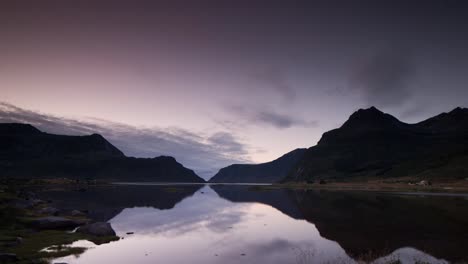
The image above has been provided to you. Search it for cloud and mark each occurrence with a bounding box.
[349,47,415,108]
[225,105,318,129]
[0,102,251,179]
[249,67,296,101]
[208,132,247,155]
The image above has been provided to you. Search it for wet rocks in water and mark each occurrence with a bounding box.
[77,222,116,237]
[31,216,87,230]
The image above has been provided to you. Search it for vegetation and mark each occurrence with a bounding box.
[0,183,118,263]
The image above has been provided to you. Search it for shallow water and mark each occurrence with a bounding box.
[43,184,468,264]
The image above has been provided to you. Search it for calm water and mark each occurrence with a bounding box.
[39,184,468,264]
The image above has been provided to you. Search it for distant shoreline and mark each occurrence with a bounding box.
[112,182,273,186]
[3,178,468,195]
[257,180,468,194]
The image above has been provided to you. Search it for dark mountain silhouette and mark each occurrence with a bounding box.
[209,148,306,183]
[0,123,204,182]
[285,106,468,182]
[0,123,124,159]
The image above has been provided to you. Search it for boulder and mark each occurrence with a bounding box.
[31,217,87,230]
[77,222,116,237]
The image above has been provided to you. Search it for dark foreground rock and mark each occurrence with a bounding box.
[77,222,116,237]
[30,217,87,230]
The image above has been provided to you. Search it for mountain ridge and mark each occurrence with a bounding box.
[0,123,205,182]
[209,148,306,183]
[285,106,468,182]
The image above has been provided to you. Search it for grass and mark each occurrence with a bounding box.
[0,185,119,263]
[5,230,118,262]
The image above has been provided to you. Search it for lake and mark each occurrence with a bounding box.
[38,184,468,264]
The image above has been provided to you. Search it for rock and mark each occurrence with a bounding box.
[77,222,116,237]
[0,253,18,262]
[126,232,134,235]
[38,207,60,216]
[416,180,429,186]
[71,210,86,217]
[31,217,87,230]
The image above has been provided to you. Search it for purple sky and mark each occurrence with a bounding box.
[1,1,468,179]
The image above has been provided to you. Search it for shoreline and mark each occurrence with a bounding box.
[0,182,119,263]
[256,180,468,194]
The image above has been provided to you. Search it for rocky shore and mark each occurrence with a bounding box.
[0,183,119,263]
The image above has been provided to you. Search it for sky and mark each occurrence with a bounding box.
[1,1,468,179]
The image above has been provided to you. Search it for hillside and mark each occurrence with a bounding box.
[0,123,204,182]
[285,107,468,182]
[209,148,306,183]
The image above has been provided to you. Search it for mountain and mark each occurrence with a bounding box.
[209,148,306,183]
[0,123,124,160]
[0,123,205,182]
[285,107,468,182]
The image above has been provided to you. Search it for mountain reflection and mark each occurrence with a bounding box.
[212,185,468,263]
[52,185,466,264]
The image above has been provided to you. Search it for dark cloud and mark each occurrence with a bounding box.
[0,102,250,179]
[226,105,318,129]
[208,132,247,155]
[350,48,416,108]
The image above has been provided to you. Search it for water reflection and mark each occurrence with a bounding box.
[51,185,468,264]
